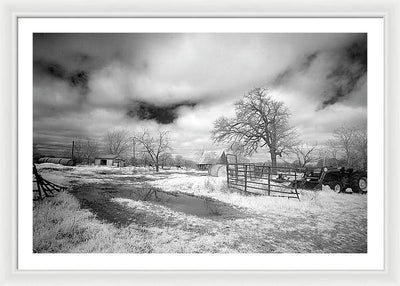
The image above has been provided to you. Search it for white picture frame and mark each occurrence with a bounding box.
[1,0,399,285]
[17,16,384,271]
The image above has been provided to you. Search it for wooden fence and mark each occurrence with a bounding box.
[226,162,301,200]
[33,164,66,200]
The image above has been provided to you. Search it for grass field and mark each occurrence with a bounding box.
[33,164,367,253]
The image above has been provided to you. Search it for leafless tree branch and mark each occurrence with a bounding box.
[211,87,297,167]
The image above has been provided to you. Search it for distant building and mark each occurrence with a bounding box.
[94,154,125,167]
[197,150,228,170]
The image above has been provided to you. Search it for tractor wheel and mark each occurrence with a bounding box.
[351,175,368,193]
[330,181,344,193]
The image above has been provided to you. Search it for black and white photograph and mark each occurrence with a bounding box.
[32,32,368,254]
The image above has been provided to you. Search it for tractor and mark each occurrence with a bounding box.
[294,167,368,193]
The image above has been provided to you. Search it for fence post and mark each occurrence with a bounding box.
[267,166,271,196]
[226,163,230,188]
[33,164,43,200]
[294,170,300,200]
[244,165,248,193]
[235,164,238,183]
[249,165,252,180]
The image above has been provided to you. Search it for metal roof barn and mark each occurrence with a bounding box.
[94,154,125,167]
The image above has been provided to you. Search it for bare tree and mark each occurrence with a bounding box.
[72,141,84,163]
[228,142,246,156]
[134,130,170,172]
[316,139,342,167]
[212,88,297,168]
[138,151,152,167]
[333,125,367,170]
[354,126,367,170]
[174,155,184,166]
[334,125,356,166]
[227,142,249,163]
[105,129,130,156]
[290,143,318,168]
[326,139,340,161]
[72,139,99,164]
[159,152,173,169]
[82,139,99,164]
[195,147,205,161]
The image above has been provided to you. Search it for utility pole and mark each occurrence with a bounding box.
[71,141,75,161]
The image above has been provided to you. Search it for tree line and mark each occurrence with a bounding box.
[33,129,197,172]
[33,87,367,171]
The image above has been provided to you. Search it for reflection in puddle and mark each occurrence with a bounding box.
[70,184,246,227]
[119,187,225,217]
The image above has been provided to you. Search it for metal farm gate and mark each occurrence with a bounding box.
[226,157,301,200]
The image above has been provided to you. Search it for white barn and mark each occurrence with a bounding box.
[197,150,228,170]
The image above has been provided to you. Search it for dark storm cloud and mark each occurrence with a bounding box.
[70,71,90,95]
[126,101,197,124]
[319,34,367,109]
[34,59,90,95]
[33,33,182,121]
[44,62,66,79]
[301,53,319,70]
[271,52,319,87]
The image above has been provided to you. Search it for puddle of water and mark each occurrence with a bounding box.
[115,185,233,218]
[70,183,246,227]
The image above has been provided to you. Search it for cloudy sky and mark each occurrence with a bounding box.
[33,33,367,161]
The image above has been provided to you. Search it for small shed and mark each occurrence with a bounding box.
[197,150,227,170]
[94,154,125,167]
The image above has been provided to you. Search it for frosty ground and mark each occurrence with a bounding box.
[33,163,367,253]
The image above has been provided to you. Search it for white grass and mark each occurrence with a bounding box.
[148,174,332,217]
[33,165,367,253]
[33,192,253,253]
